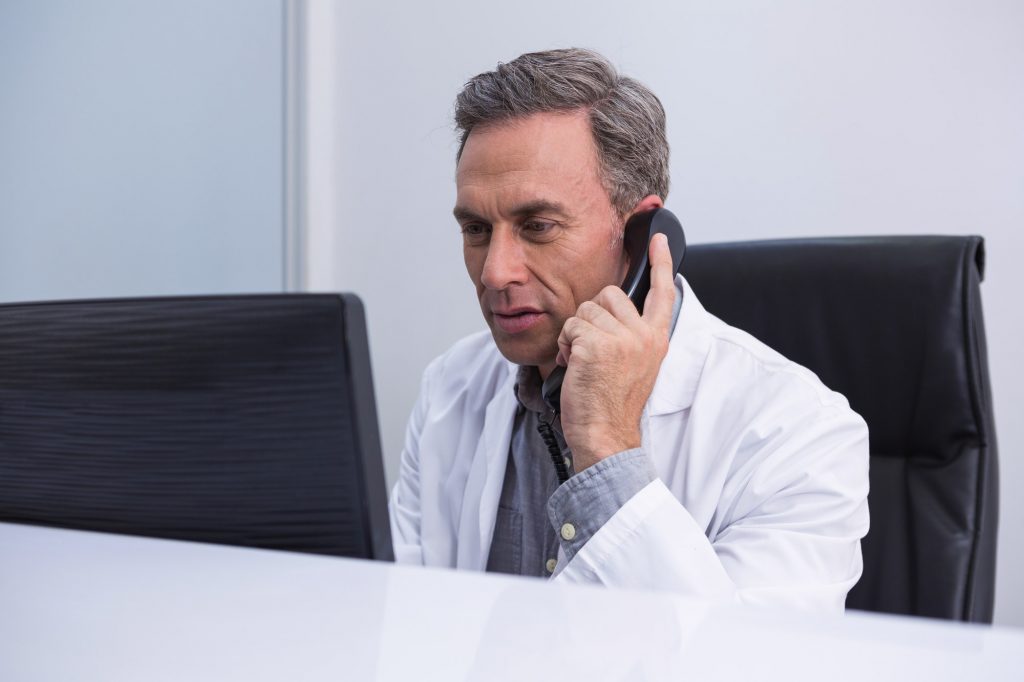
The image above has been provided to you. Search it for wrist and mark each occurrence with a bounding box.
[570,427,641,471]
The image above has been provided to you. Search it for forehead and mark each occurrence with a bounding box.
[455,112,606,211]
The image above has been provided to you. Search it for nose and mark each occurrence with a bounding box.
[480,229,528,290]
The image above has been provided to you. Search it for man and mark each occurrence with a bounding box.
[390,48,869,613]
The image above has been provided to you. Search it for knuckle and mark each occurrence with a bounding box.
[564,316,585,336]
[599,285,623,303]
[637,325,666,353]
[577,300,600,318]
[653,331,669,355]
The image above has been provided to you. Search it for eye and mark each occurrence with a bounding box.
[460,222,491,244]
[521,220,557,240]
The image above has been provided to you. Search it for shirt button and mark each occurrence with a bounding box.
[560,523,576,541]
[545,558,557,574]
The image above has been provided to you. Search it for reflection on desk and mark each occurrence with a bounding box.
[0,522,1020,681]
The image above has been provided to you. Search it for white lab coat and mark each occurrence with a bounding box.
[390,275,870,613]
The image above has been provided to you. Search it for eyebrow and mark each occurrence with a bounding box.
[452,205,485,223]
[452,199,571,223]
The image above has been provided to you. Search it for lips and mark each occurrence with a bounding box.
[492,308,545,334]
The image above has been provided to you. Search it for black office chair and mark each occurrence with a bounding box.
[685,236,998,622]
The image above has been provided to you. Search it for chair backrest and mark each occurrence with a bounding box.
[685,236,998,622]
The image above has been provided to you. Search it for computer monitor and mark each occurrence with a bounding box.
[0,293,393,561]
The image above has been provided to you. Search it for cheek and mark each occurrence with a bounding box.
[463,247,484,289]
[569,243,624,302]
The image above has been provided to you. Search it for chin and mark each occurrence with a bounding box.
[488,328,554,368]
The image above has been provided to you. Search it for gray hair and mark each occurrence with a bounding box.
[454,48,670,217]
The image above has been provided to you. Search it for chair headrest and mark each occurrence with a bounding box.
[685,236,989,461]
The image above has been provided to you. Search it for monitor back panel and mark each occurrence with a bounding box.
[0,294,391,560]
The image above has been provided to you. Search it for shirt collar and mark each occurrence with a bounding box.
[513,365,549,415]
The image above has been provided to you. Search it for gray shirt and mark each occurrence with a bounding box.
[484,366,656,577]
[485,283,683,577]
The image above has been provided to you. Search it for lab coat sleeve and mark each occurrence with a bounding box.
[552,404,870,614]
[388,358,435,565]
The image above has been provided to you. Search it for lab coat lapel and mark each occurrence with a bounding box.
[455,366,517,570]
[647,275,713,417]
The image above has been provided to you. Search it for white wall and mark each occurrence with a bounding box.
[303,0,1024,625]
[0,0,286,302]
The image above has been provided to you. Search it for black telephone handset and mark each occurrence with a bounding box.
[540,207,687,415]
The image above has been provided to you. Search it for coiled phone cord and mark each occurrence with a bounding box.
[537,416,570,485]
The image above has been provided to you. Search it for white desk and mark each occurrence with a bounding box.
[1,522,1020,681]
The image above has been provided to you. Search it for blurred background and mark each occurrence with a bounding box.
[2,0,1021,625]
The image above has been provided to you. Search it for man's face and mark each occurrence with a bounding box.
[455,111,628,375]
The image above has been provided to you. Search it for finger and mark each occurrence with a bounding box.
[556,316,596,367]
[642,233,676,332]
[575,299,625,335]
[592,284,643,329]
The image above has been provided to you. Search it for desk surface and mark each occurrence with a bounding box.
[1,522,1021,681]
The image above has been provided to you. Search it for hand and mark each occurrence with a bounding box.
[555,233,676,471]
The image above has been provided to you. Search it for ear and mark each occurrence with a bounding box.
[616,194,666,278]
[627,194,664,217]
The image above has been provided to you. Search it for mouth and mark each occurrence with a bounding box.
[491,308,545,334]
